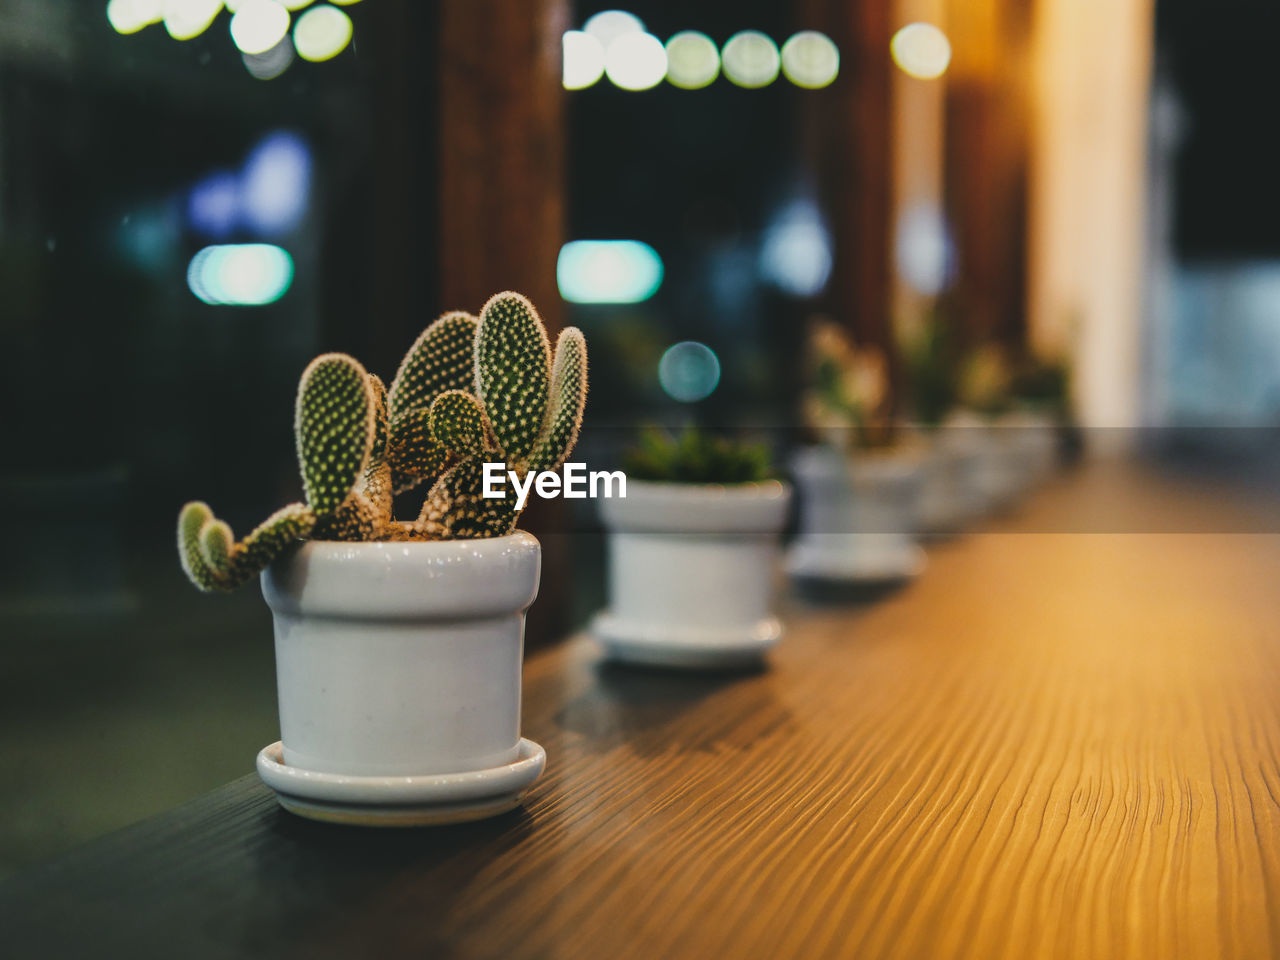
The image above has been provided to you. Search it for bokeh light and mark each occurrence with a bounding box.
[243,35,295,80]
[162,0,223,41]
[557,240,663,304]
[230,0,291,56]
[107,0,163,34]
[187,171,240,238]
[240,131,311,234]
[563,31,606,90]
[895,203,954,295]
[664,31,719,90]
[658,342,721,403]
[890,23,951,79]
[721,31,780,89]
[292,4,353,62]
[761,198,832,297]
[781,31,839,89]
[605,32,667,91]
[583,10,644,50]
[187,244,294,306]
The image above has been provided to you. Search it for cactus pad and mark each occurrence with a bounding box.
[530,327,588,473]
[295,353,376,517]
[389,311,478,420]
[475,292,551,463]
[429,389,488,457]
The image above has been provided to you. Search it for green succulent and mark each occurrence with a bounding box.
[621,425,773,485]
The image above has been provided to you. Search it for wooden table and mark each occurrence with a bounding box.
[4,462,1280,959]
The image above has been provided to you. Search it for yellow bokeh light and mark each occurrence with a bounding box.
[665,31,719,90]
[162,0,223,41]
[107,0,163,34]
[890,23,951,80]
[781,31,839,89]
[292,4,353,62]
[721,31,780,89]
[563,31,606,90]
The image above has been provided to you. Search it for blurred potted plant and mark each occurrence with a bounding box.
[899,309,983,537]
[177,292,587,825]
[786,319,926,585]
[593,426,791,669]
[1008,354,1072,479]
[951,341,1028,512]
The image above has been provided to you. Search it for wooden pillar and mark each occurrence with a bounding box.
[437,0,567,331]
[437,0,570,646]
[799,0,895,362]
[942,0,1032,349]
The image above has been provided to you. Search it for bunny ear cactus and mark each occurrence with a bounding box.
[176,291,587,592]
[178,353,380,591]
[387,312,478,494]
[419,292,588,540]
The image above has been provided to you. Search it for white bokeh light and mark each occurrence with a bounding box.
[891,23,951,80]
[107,0,163,34]
[895,203,954,295]
[665,31,719,90]
[761,198,833,297]
[583,10,644,50]
[230,0,291,56]
[721,31,780,89]
[781,31,839,89]
[563,31,606,89]
[162,0,223,41]
[604,32,667,91]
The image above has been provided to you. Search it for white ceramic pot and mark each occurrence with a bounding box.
[916,438,983,537]
[593,480,792,669]
[255,532,546,825]
[785,446,926,584]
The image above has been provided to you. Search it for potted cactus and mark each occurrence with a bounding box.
[177,292,587,825]
[593,426,791,669]
[786,319,926,586]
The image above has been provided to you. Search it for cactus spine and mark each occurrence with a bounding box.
[177,292,588,593]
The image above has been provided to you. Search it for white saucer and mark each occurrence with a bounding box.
[255,738,546,827]
[592,613,781,669]
[785,541,926,586]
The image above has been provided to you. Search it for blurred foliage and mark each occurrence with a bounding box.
[801,318,893,448]
[621,425,773,484]
[1010,356,1071,414]
[900,308,959,428]
[957,342,1013,417]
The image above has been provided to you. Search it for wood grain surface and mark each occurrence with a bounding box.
[4,463,1280,959]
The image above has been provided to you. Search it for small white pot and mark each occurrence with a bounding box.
[786,446,926,584]
[593,480,791,668]
[916,437,983,536]
[256,532,546,825]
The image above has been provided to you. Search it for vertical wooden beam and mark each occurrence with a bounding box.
[942,0,1032,348]
[437,0,567,330]
[437,0,570,646]
[800,0,895,361]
